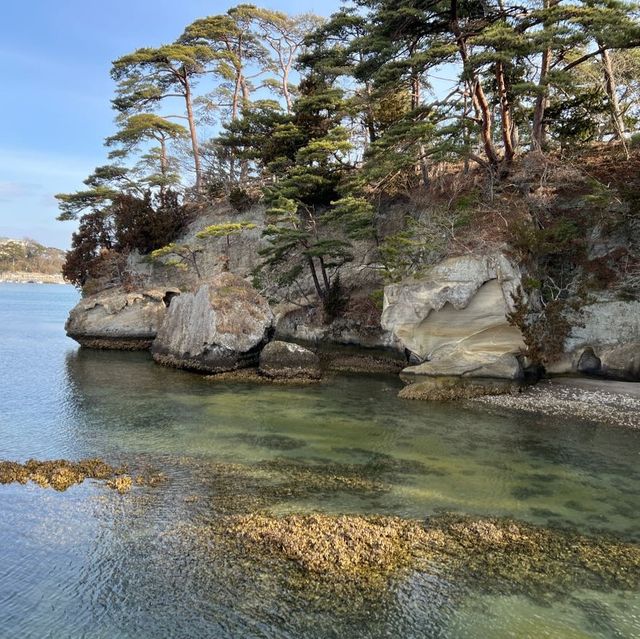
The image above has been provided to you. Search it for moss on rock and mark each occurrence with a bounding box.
[0,458,161,493]
[399,376,519,401]
[220,512,640,594]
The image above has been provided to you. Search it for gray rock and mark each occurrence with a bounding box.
[565,300,640,353]
[259,341,321,379]
[398,376,518,401]
[577,348,602,375]
[402,352,523,381]
[152,272,273,373]
[599,343,640,381]
[66,287,179,350]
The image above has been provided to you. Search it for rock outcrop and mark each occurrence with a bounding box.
[152,272,273,373]
[66,287,178,349]
[548,299,640,381]
[259,341,321,380]
[381,254,525,386]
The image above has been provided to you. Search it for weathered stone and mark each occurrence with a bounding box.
[66,287,179,350]
[402,352,523,380]
[565,300,640,353]
[599,343,640,381]
[152,272,273,373]
[577,347,602,375]
[398,376,518,401]
[381,254,524,372]
[259,341,321,379]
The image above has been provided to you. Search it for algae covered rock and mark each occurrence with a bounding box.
[0,458,127,491]
[152,272,274,373]
[259,341,321,380]
[398,376,518,401]
[221,512,640,595]
[66,287,179,350]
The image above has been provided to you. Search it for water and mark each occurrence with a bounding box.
[0,282,639,638]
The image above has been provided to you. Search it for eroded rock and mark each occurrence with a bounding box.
[66,287,179,350]
[381,255,525,388]
[398,376,519,401]
[402,352,523,381]
[152,272,273,373]
[259,341,321,380]
[382,254,524,362]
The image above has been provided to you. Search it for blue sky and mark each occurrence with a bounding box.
[0,1,343,248]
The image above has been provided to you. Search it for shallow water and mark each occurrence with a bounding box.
[1,282,639,638]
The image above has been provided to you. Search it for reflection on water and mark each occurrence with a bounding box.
[1,283,639,638]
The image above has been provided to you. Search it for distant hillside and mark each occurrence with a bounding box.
[0,238,66,282]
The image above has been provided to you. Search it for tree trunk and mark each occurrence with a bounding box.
[283,62,293,113]
[318,256,330,291]
[307,255,325,300]
[532,0,557,151]
[159,137,168,199]
[600,44,628,157]
[183,75,202,192]
[495,60,516,164]
[450,9,499,167]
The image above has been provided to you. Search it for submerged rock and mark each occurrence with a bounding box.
[66,287,179,350]
[398,376,519,401]
[258,341,321,380]
[221,512,640,594]
[152,272,273,373]
[0,458,127,491]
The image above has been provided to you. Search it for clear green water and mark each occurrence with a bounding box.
[1,283,639,638]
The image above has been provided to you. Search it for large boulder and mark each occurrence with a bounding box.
[381,254,525,381]
[152,272,273,373]
[66,287,179,350]
[259,341,321,380]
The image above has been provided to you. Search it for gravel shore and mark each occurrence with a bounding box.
[472,378,640,429]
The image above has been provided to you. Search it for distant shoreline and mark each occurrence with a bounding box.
[0,271,67,285]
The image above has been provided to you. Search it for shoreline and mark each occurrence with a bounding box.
[473,377,640,429]
[0,271,66,285]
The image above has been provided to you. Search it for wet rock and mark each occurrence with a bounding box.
[66,287,180,350]
[221,512,640,594]
[106,475,133,494]
[398,376,519,401]
[259,341,321,380]
[152,272,273,373]
[0,458,127,491]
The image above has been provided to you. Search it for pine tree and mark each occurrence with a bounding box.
[111,44,214,191]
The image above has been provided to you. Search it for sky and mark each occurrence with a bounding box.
[0,0,343,248]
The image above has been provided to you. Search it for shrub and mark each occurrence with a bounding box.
[112,191,191,254]
[229,186,258,212]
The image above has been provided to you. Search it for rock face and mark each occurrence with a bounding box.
[66,287,178,349]
[152,272,273,373]
[381,254,525,382]
[549,299,640,381]
[259,341,321,380]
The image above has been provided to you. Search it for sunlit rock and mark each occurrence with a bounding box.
[66,287,179,350]
[152,272,273,373]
